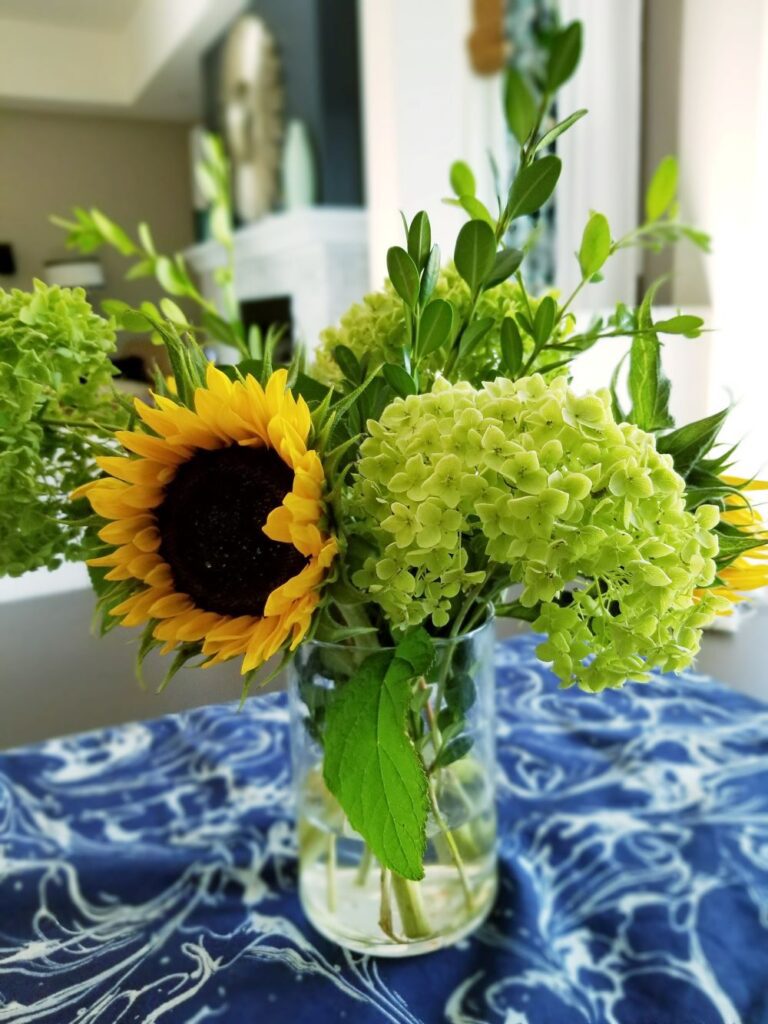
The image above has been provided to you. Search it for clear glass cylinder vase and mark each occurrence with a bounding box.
[287,617,498,957]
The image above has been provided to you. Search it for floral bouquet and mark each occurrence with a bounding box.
[3,21,767,955]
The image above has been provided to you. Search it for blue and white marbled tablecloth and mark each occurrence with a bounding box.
[1,633,767,1024]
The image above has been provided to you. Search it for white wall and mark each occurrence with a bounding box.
[358,0,507,288]
[674,0,768,475]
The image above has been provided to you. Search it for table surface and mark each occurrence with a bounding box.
[1,634,767,1024]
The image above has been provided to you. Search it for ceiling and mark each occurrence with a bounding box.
[0,0,141,32]
[0,0,248,120]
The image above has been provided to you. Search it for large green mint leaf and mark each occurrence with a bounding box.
[323,632,434,880]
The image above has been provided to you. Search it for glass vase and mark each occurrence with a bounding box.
[287,618,497,956]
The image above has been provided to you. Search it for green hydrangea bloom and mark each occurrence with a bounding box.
[314,264,570,387]
[0,281,125,576]
[347,374,729,690]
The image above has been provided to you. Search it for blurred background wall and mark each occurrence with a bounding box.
[0,109,193,305]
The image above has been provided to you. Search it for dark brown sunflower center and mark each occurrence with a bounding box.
[156,445,307,618]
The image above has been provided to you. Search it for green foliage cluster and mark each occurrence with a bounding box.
[349,374,729,690]
[314,265,571,389]
[0,281,126,575]
[52,135,247,357]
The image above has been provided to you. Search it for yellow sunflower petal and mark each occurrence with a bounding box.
[115,431,191,465]
[96,456,175,487]
[144,563,174,589]
[150,593,195,618]
[262,505,294,544]
[98,516,154,545]
[265,368,289,419]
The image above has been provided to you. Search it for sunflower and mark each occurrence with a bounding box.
[708,476,768,609]
[73,365,337,674]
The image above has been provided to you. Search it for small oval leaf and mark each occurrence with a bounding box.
[459,195,495,227]
[419,244,441,305]
[533,296,557,344]
[458,316,495,358]
[383,363,417,397]
[501,316,523,375]
[454,220,497,291]
[654,314,704,336]
[546,21,582,91]
[506,156,562,222]
[407,211,431,270]
[386,246,420,307]
[505,68,538,146]
[485,248,524,289]
[646,155,678,221]
[334,344,362,382]
[578,212,611,280]
[449,160,476,198]
[418,299,454,357]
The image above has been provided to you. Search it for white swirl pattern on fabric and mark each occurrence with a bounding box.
[0,635,766,1024]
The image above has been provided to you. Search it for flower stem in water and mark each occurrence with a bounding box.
[356,843,374,886]
[391,874,431,938]
[326,833,337,913]
[427,778,475,913]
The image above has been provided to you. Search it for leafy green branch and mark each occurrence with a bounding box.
[51,133,247,357]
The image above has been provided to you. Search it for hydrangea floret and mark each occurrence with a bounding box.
[349,374,729,690]
[0,281,126,575]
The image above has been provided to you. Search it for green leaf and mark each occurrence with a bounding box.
[395,626,435,676]
[714,529,768,569]
[90,209,136,256]
[124,259,155,281]
[154,256,189,297]
[417,299,454,357]
[500,316,523,375]
[458,316,494,358]
[334,344,362,383]
[680,225,711,252]
[458,196,495,227]
[546,21,583,91]
[434,735,473,769]
[449,160,476,198]
[533,296,557,344]
[323,648,430,879]
[485,248,524,289]
[445,671,476,714]
[386,246,420,308]
[159,298,189,326]
[407,211,431,270]
[535,108,588,154]
[506,156,562,222]
[654,314,704,336]
[383,363,417,397]
[419,244,441,305]
[101,299,150,333]
[454,220,496,291]
[505,68,538,145]
[138,222,156,255]
[656,407,729,477]
[578,212,611,280]
[628,281,673,431]
[646,155,678,221]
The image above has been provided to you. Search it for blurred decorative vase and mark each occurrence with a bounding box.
[282,120,317,209]
[220,14,283,222]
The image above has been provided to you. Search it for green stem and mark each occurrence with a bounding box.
[426,778,475,913]
[326,834,337,913]
[379,867,397,942]
[356,844,374,886]
[391,874,431,939]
